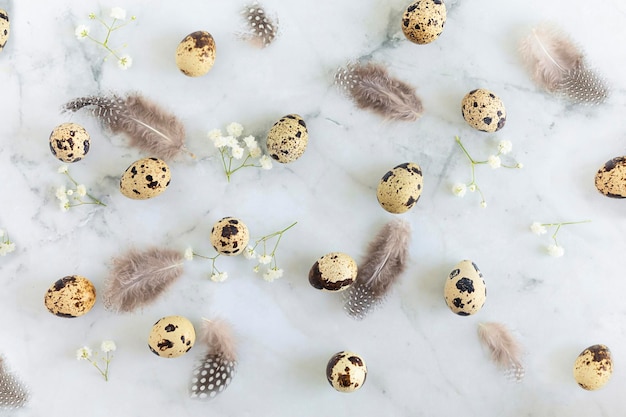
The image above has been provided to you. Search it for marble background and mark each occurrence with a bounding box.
[1,0,625,415]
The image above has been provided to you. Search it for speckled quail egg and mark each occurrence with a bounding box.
[266,114,308,163]
[444,260,486,316]
[326,351,367,393]
[377,162,423,214]
[0,9,9,52]
[148,315,196,358]
[595,156,626,198]
[461,89,507,132]
[308,252,357,292]
[210,217,250,256]
[119,157,171,200]
[573,344,613,390]
[49,123,91,163]
[401,0,447,45]
[176,31,216,77]
[44,275,96,318]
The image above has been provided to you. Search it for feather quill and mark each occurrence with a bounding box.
[0,356,29,409]
[519,24,608,105]
[241,2,278,48]
[190,318,237,400]
[103,247,185,313]
[335,62,423,121]
[63,93,188,161]
[477,322,525,381]
[344,219,411,319]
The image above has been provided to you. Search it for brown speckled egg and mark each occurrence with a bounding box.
[0,9,9,52]
[49,123,91,163]
[595,156,626,198]
[119,157,171,200]
[461,89,507,132]
[148,315,196,358]
[309,252,357,292]
[573,344,612,390]
[266,114,308,163]
[377,162,423,214]
[401,0,447,45]
[44,275,96,318]
[326,351,367,393]
[210,217,250,256]
[176,31,216,77]
[444,260,486,316]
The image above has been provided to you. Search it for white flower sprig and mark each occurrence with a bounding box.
[76,340,116,381]
[451,136,523,208]
[75,7,136,70]
[209,122,273,182]
[55,165,106,211]
[184,247,228,282]
[530,220,591,257]
[0,229,16,256]
[244,221,297,282]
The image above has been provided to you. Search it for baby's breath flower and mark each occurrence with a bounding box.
[56,166,106,211]
[451,183,467,197]
[243,135,258,149]
[546,244,565,257]
[224,136,238,148]
[243,246,257,260]
[0,242,16,256]
[212,135,228,148]
[231,145,245,160]
[60,201,70,212]
[226,122,244,138]
[468,184,477,192]
[516,162,524,169]
[253,265,260,273]
[249,147,262,158]
[258,254,272,265]
[530,222,548,235]
[76,184,87,197]
[110,7,127,20]
[117,54,132,70]
[88,12,96,19]
[487,155,501,169]
[56,186,68,201]
[260,155,273,170]
[100,340,117,353]
[58,165,69,174]
[498,140,513,155]
[0,229,4,237]
[76,346,92,360]
[184,247,194,261]
[208,129,223,141]
[480,200,487,208]
[263,268,283,282]
[210,271,228,282]
[66,189,74,196]
[75,25,90,39]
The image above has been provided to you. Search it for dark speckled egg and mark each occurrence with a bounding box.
[266,114,308,163]
[148,315,196,358]
[444,260,486,316]
[461,89,507,132]
[326,351,367,393]
[176,31,216,77]
[309,252,357,292]
[119,157,171,200]
[44,275,96,318]
[401,0,447,45]
[0,9,10,52]
[573,344,612,390]
[49,123,91,163]
[377,162,423,214]
[595,156,626,198]
[210,217,250,256]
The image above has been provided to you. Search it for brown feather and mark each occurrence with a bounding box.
[190,318,237,400]
[0,356,29,409]
[241,2,278,48]
[103,247,185,313]
[335,62,423,121]
[344,219,411,319]
[519,23,608,104]
[64,93,188,160]
[477,322,525,381]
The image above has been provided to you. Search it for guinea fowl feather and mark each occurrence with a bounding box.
[519,23,608,105]
[344,219,411,319]
[0,356,29,409]
[103,247,185,313]
[64,93,187,160]
[477,322,525,381]
[335,62,423,121]
[190,319,237,400]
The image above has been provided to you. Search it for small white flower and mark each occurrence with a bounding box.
[56,186,68,201]
[516,162,524,169]
[210,271,228,282]
[0,229,4,238]
[0,242,16,256]
[530,222,548,235]
[66,189,74,196]
[117,54,132,70]
[101,340,117,353]
[183,247,194,261]
[75,25,90,39]
[208,129,223,141]
[226,122,244,138]
[468,184,477,192]
[76,346,92,360]
[451,183,467,197]
[480,200,487,208]
[60,201,70,212]
[498,140,513,155]
[243,246,257,260]
[224,136,238,148]
[547,244,565,257]
[487,155,501,169]
[262,268,283,282]
[231,145,245,160]
[57,165,69,174]
[249,147,262,158]
[76,184,87,197]
[258,254,272,265]
[243,135,258,150]
[259,155,273,170]
[110,7,127,20]
[212,135,228,148]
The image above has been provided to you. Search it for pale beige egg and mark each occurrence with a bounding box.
[266,114,308,163]
[49,122,91,163]
[44,275,96,318]
[119,157,171,200]
[176,31,216,77]
[0,9,10,52]
[401,0,447,45]
[444,260,486,316]
[148,315,196,358]
[573,344,613,390]
[376,162,423,214]
[461,89,507,132]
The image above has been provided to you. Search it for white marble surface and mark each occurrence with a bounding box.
[1,0,626,415]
